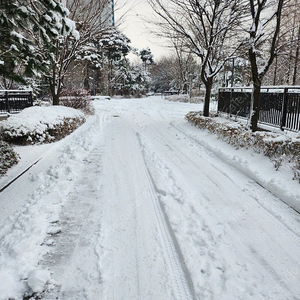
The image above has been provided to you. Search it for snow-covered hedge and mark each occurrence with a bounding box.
[0,106,86,145]
[59,88,95,115]
[0,141,19,175]
[166,94,203,103]
[186,111,300,182]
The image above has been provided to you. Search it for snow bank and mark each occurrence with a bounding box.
[27,269,51,293]
[0,106,85,145]
[0,115,100,299]
[185,111,300,212]
[0,190,61,299]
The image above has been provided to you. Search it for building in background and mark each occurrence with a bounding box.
[100,0,115,27]
[60,0,114,28]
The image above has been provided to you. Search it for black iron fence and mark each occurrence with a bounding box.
[0,90,33,114]
[218,87,300,131]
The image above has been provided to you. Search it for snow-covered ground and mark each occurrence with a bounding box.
[0,96,300,300]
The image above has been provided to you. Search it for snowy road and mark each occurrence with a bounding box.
[1,97,300,300]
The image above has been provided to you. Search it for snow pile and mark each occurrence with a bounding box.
[0,115,100,299]
[27,269,51,294]
[0,141,19,175]
[0,191,61,299]
[0,106,85,145]
[186,111,300,182]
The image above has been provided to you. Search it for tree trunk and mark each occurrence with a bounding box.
[52,93,60,106]
[203,78,212,117]
[49,80,61,106]
[273,55,278,86]
[250,81,261,132]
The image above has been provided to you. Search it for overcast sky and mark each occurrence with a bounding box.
[116,0,171,61]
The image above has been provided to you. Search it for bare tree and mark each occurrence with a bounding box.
[262,0,300,86]
[293,24,300,85]
[147,0,247,116]
[248,0,285,131]
[171,38,199,95]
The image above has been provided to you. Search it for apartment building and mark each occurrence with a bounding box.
[60,0,114,28]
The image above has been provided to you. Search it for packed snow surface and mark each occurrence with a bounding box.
[0,96,299,300]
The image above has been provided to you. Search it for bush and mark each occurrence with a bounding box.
[1,117,85,145]
[0,106,86,145]
[186,111,300,182]
[165,94,203,103]
[59,88,95,115]
[0,140,19,175]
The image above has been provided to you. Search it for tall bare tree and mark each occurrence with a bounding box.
[148,0,247,116]
[259,0,300,86]
[248,0,285,131]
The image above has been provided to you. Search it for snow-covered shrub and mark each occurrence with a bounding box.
[165,94,203,103]
[293,159,300,183]
[0,140,19,175]
[0,106,86,145]
[186,111,300,181]
[59,88,95,115]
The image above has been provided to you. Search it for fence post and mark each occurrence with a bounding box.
[29,91,33,106]
[280,87,288,131]
[5,91,10,113]
[229,88,233,117]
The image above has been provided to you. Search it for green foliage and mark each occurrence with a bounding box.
[113,59,152,96]
[0,140,19,175]
[139,48,154,64]
[0,0,76,85]
[100,27,131,61]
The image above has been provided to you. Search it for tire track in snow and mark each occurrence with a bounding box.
[130,107,300,299]
[98,118,194,300]
[136,132,197,300]
[134,110,300,246]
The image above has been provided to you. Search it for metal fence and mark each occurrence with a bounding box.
[218,87,300,131]
[0,90,33,114]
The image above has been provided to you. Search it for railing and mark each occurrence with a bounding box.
[218,86,300,131]
[0,90,33,114]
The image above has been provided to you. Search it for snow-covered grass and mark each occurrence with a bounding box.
[0,106,86,146]
[186,111,300,183]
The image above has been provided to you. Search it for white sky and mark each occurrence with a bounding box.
[115,0,171,62]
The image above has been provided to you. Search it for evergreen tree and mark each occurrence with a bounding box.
[139,48,154,71]
[99,27,132,95]
[0,0,76,88]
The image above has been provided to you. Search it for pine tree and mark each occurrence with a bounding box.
[0,0,76,88]
[139,48,154,72]
[100,27,131,95]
